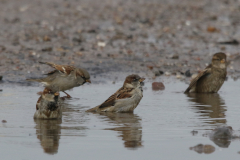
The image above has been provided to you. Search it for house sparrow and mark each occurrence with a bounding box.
[34,88,62,119]
[27,62,91,98]
[86,74,145,112]
[185,52,227,93]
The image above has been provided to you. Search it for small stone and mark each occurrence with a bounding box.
[154,71,162,76]
[165,72,171,76]
[72,37,82,43]
[42,47,52,52]
[147,66,153,70]
[97,42,106,47]
[152,82,165,91]
[19,5,29,12]
[171,54,179,59]
[185,70,192,77]
[0,45,6,51]
[43,35,51,41]
[0,76,2,81]
[176,74,182,79]
[0,89,2,92]
[159,71,164,74]
[221,46,226,51]
[207,26,218,32]
[2,120,7,123]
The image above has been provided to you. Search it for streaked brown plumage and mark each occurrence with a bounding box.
[27,62,91,98]
[185,52,227,93]
[34,88,62,119]
[86,74,145,112]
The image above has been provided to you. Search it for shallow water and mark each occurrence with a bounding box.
[1,78,240,159]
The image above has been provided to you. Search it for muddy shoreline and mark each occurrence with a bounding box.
[1,0,240,85]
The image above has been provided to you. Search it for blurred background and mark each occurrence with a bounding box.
[0,0,240,83]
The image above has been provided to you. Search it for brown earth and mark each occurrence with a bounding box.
[0,0,240,84]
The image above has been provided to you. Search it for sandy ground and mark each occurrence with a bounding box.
[0,0,240,84]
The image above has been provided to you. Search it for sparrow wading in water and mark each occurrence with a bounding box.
[185,52,227,93]
[86,74,145,112]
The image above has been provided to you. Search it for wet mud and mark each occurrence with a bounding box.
[1,0,240,84]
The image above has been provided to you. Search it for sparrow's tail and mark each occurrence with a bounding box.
[26,78,43,82]
[39,61,56,68]
[85,106,100,112]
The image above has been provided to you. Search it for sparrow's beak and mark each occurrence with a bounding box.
[221,59,226,63]
[86,79,91,83]
[139,78,145,82]
[54,92,60,96]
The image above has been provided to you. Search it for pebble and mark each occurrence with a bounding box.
[154,70,164,76]
[176,74,182,79]
[207,26,217,32]
[165,72,171,76]
[97,42,106,47]
[185,70,192,77]
[171,54,179,59]
[0,76,2,81]
[42,47,52,52]
[152,82,165,91]
[2,120,7,123]
[43,35,51,41]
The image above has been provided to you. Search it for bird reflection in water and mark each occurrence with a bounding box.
[186,93,226,125]
[209,126,233,148]
[34,119,62,155]
[34,103,88,155]
[98,112,143,149]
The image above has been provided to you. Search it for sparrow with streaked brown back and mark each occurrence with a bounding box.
[86,74,145,112]
[185,52,227,93]
[34,88,62,119]
[27,62,91,98]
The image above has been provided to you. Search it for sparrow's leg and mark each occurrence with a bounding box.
[63,91,72,98]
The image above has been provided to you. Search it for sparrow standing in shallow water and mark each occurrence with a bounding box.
[185,52,227,93]
[86,74,145,112]
[27,62,91,98]
[34,88,62,119]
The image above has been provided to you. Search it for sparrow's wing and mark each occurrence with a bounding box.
[39,62,75,75]
[36,96,42,110]
[98,87,133,109]
[184,65,212,93]
[44,70,58,75]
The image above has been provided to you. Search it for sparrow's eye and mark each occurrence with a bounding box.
[133,78,139,81]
